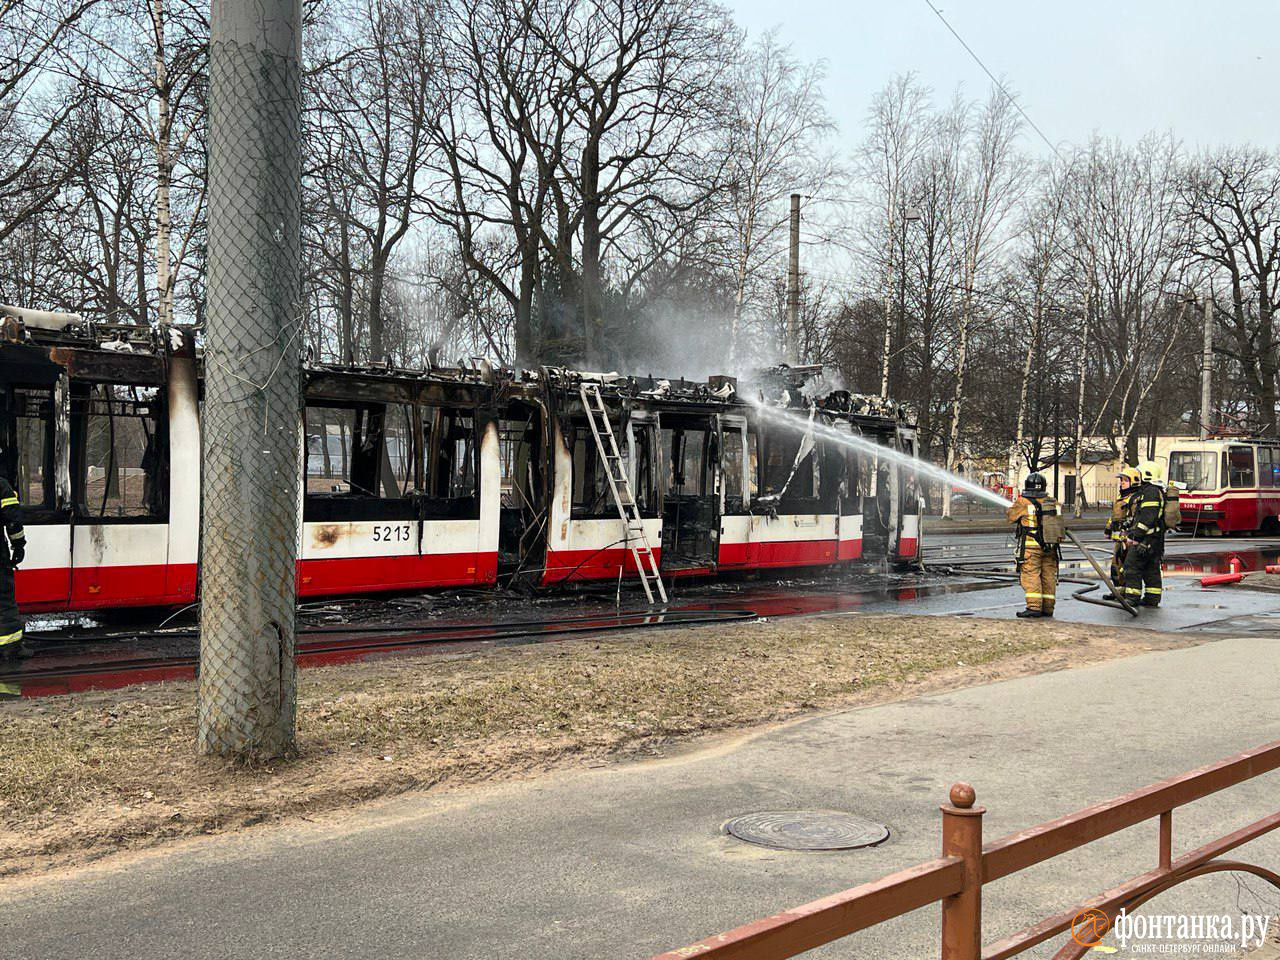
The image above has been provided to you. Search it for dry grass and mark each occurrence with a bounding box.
[0,613,1190,877]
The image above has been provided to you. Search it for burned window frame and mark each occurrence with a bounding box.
[569,423,611,520]
[497,399,548,567]
[1,380,61,520]
[69,380,169,523]
[626,411,659,519]
[303,397,482,523]
[660,421,713,500]
[425,407,479,509]
[655,411,720,568]
[719,415,750,515]
[303,401,421,508]
[498,402,545,516]
[758,416,821,513]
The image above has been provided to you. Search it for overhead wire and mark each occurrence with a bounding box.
[921,0,1065,162]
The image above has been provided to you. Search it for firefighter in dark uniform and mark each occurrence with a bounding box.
[1121,461,1166,608]
[1006,472,1062,618]
[0,475,25,656]
[1103,466,1140,600]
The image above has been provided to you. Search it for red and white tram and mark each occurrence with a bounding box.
[1168,437,1280,535]
[0,316,922,613]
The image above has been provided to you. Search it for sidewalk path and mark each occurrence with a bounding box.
[3,634,1279,960]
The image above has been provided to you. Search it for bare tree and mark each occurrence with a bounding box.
[0,0,101,245]
[73,0,208,325]
[311,0,440,363]
[1183,147,1280,436]
[1009,160,1071,478]
[66,98,155,322]
[1063,134,1188,460]
[941,87,1025,517]
[899,100,963,456]
[855,74,931,398]
[144,0,207,326]
[422,0,573,365]
[534,0,736,366]
[721,30,832,366]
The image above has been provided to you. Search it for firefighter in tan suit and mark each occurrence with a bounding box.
[1005,472,1062,619]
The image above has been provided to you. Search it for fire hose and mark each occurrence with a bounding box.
[1065,529,1139,617]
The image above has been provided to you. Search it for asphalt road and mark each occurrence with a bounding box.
[3,633,1280,959]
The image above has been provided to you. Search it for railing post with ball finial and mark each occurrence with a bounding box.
[940,782,985,960]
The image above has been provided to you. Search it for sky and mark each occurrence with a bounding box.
[726,0,1279,156]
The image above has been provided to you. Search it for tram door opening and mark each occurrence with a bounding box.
[659,413,719,571]
[497,401,546,574]
[861,429,893,560]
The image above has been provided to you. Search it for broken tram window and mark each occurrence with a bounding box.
[72,383,167,520]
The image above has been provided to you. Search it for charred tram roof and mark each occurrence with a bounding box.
[0,317,914,428]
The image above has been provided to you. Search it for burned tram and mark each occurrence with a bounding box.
[0,310,921,614]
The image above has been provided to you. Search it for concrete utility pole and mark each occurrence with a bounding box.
[1200,294,1214,440]
[786,193,801,363]
[199,0,303,759]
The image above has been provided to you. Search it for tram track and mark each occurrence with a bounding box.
[1,608,763,694]
[7,533,1277,698]
[1,572,1020,697]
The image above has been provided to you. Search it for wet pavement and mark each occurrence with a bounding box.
[3,531,1278,700]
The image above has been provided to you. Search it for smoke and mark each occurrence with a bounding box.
[799,367,847,399]
[604,287,784,383]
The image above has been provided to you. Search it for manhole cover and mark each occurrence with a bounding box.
[723,810,889,851]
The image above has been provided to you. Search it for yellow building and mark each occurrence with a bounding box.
[1009,436,1194,508]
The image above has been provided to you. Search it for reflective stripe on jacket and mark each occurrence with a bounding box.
[1128,482,1165,543]
[0,478,23,547]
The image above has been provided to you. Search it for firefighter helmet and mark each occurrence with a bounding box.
[1118,465,1141,490]
[1023,472,1048,498]
[1139,460,1165,486]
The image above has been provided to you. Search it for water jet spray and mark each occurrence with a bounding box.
[752,402,1137,616]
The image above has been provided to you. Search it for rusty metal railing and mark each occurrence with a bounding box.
[648,739,1280,960]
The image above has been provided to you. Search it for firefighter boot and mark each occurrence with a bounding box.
[1018,543,1052,619]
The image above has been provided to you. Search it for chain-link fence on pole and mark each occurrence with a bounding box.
[198,0,302,758]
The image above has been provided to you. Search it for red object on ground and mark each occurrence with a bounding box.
[1266,564,1280,574]
[1200,572,1245,587]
